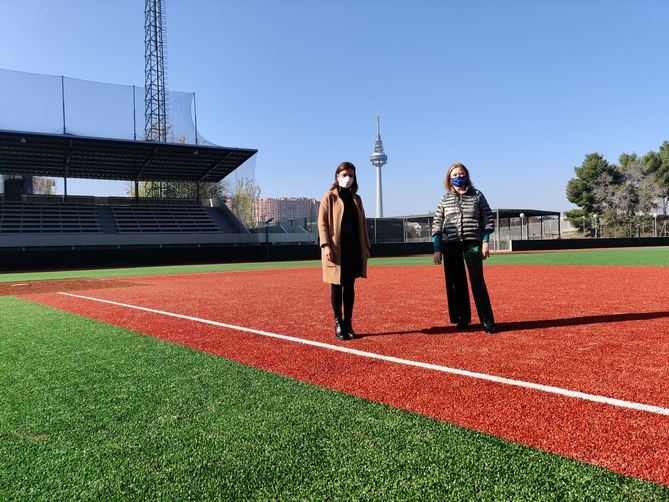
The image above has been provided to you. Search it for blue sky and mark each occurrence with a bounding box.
[1,0,668,216]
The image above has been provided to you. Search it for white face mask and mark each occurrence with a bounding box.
[338,175,353,189]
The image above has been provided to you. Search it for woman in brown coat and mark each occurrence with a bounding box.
[318,161,371,340]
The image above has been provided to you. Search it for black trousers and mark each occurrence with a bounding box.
[332,224,361,322]
[442,240,494,327]
[331,275,355,321]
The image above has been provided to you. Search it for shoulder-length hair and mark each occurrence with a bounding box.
[330,161,359,193]
[444,162,473,192]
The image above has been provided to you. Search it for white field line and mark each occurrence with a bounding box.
[58,291,669,417]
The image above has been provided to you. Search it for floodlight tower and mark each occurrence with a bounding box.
[144,0,168,143]
[370,115,388,218]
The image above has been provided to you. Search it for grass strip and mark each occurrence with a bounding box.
[1,297,667,499]
[0,247,667,284]
[0,260,320,284]
[485,246,669,266]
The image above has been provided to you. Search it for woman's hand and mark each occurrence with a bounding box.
[323,245,332,262]
[481,242,490,260]
[433,251,442,265]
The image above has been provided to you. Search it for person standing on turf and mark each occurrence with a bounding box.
[432,162,497,334]
[318,161,371,341]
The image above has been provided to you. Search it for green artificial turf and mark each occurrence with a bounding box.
[372,247,668,267]
[0,247,666,285]
[1,297,667,499]
[485,247,669,266]
[0,260,320,284]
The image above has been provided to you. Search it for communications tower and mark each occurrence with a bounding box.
[370,115,388,218]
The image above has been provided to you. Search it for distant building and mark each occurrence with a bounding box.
[253,197,319,226]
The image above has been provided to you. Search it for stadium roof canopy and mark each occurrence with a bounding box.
[0,129,257,182]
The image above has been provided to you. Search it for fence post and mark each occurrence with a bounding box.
[132,86,137,140]
[61,75,66,134]
[540,215,543,239]
[193,92,199,145]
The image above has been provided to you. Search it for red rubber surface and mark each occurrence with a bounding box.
[21,265,669,485]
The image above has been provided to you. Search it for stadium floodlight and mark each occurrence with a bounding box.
[145,0,168,143]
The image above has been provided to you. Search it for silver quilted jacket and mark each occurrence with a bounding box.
[431,187,494,242]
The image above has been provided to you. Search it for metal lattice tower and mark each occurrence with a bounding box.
[370,115,389,218]
[144,0,168,143]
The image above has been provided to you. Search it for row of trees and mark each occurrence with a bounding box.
[565,141,669,236]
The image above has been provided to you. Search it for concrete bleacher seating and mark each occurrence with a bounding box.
[110,203,220,233]
[0,201,101,233]
[0,200,225,234]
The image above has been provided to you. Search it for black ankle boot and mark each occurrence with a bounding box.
[335,318,351,340]
[455,319,470,331]
[344,319,357,339]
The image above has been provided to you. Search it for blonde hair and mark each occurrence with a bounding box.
[444,162,472,192]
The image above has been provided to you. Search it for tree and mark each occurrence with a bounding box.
[226,176,261,228]
[643,141,669,215]
[126,179,228,200]
[565,153,616,233]
[128,180,228,199]
[592,154,662,236]
[33,177,56,195]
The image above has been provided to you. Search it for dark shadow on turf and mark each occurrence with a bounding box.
[496,310,669,332]
[362,310,669,336]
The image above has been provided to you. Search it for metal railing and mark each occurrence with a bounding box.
[250,213,669,247]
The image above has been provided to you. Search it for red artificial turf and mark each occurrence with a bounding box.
[0,278,139,296]
[20,265,669,485]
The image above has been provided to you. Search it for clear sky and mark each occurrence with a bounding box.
[1,0,668,216]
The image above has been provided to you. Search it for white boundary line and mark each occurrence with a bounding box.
[58,291,669,417]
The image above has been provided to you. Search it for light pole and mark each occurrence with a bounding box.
[519,213,526,240]
[592,213,598,238]
[264,217,274,261]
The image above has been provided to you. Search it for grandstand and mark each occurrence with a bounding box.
[0,129,272,262]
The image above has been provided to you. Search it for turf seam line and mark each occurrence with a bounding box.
[57,291,669,417]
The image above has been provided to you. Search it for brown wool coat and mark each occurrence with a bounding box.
[318,188,371,284]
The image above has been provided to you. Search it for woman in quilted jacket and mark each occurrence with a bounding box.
[432,162,496,334]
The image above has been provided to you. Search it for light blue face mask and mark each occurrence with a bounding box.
[451,176,468,188]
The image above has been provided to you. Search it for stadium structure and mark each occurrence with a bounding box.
[0,65,327,270]
[0,1,311,270]
[0,127,271,268]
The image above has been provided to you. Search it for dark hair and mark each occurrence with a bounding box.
[330,161,359,193]
[445,162,473,192]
